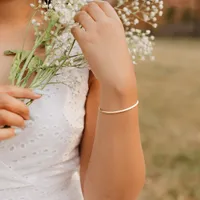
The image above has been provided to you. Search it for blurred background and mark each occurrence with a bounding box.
[139,1,200,199]
[109,0,200,199]
[138,41,200,199]
[138,1,200,200]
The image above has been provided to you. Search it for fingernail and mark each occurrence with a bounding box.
[29,113,35,121]
[14,128,23,135]
[33,89,43,95]
[25,120,33,127]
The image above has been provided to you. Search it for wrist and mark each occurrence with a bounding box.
[100,79,138,111]
[100,72,137,97]
[99,61,136,95]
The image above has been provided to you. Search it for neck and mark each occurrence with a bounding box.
[0,0,34,25]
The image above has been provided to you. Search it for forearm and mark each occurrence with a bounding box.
[83,79,145,200]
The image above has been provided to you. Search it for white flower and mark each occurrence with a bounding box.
[159,11,163,16]
[153,23,158,28]
[134,18,139,25]
[150,36,155,40]
[123,7,128,12]
[31,19,37,24]
[159,4,164,9]
[146,1,150,5]
[150,12,156,18]
[146,7,150,11]
[143,14,149,22]
[30,3,35,8]
[118,10,122,15]
[153,17,157,22]
[135,2,139,6]
[146,30,151,35]
[136,29,141,33]
[131,28,135,33]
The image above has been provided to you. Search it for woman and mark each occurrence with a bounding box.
[0,0,145,199]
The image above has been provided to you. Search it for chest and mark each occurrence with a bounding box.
[0,25,42,85]
[0,67,89,182]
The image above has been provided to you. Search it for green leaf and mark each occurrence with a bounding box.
[4,50,17,56]
[18,55,44,87]
[6,50,43,86]
[4,50,31,61]
[9,51,23,85]
[28,55,43,70]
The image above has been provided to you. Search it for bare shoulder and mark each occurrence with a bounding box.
[79,71,100,190]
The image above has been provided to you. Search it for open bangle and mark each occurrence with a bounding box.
[99,100,139,115]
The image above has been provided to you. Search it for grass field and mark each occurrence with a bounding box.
[136,39,200,200]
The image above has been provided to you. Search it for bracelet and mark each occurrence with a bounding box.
[99,100,139,115]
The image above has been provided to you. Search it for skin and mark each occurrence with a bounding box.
[0,0,145,200]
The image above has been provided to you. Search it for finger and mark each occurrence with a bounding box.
[80,4,88,12]
[0,128,15,140]
[83,2,106,21]
[0,94,29,120]
[0,109,25,128]
[94,1,121,22]
[0,86,41,99]
[74,11,95,30]
[71,25,86,42]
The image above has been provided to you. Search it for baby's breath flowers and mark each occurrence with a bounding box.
[5,0,163,94]
[5,0,87,91]
[116,0,164,62]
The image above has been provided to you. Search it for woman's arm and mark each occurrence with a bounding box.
[80,74,145,200]
[81,74,145,200]
[73,2,145,199]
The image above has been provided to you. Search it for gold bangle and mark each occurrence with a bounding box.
[99,100,139,115]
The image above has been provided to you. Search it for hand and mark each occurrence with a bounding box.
[0,86,41,140]
[72,1,136,92]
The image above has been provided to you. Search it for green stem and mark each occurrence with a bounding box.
[16,31,46,86]
[29,68,47,88]
[59,39,76,67]
[16,46,37,86]
[40,68,59,89]
[21,10,38,55]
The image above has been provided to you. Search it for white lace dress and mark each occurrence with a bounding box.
[0,67,89,200]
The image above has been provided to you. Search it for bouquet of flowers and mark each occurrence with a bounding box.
[5,0,163,94]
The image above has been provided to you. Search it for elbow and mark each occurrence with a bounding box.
[131,173,146,200]
[84,159,146,200]
[84,175,146,200]
[132,163,146,199]
[119,165,146,200]
[115,158,146,200]
[120,172,145,200]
